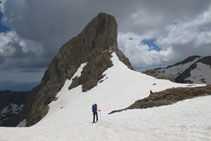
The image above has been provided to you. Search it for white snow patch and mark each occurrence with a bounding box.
[10,103,24,114]
[0,104,23,115]
[17,119,27,127]
[1,106,9,114]
[41,62,87,120]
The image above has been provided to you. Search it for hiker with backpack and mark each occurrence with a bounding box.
[92,104,100,123]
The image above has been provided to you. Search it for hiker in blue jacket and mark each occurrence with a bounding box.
[92,104,100,123]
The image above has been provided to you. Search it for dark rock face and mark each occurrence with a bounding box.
[69,50,113,92]
[25,13,132,126]
[0,91,28,127]
[197,56,211,66]
[143,69,175,82]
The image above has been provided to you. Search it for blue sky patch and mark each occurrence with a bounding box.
[141,39,161,51]
[0,12,10,33]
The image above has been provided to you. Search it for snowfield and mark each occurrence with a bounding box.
[0,53,210,141]
[156,57,200,77]
[185,62,211,84]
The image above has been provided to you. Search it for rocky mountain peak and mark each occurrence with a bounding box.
[23,13,132,126]
[79,12,117,51]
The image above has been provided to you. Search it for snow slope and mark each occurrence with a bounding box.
[155,56,211,84]
[185,62,211,84]
[0,53,210,141]
[156,57,200,77]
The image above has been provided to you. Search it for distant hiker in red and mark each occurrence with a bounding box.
[92,104,99,123]
[150,90,153,95]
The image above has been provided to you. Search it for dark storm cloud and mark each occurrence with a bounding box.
[1,0,144,73]
[0,55,5,64]
[0,0,211,81]
[0,32,48,71]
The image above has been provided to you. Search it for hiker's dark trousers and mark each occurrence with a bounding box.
[93,112,98,123]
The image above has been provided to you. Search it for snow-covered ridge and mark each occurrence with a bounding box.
[185,62,211,83]
[156,56,200,77]
[0,53,210,141]
[155,55,211,84]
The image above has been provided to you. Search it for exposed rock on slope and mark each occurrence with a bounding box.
[24,13,132,126]
[69,50,113,92]
[143,69,175,82]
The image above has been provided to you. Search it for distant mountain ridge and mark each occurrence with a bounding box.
[0,90,28,127]
[0,81,39,91]
[155,55,211,84]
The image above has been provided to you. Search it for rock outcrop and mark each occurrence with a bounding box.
[23,13,132,126]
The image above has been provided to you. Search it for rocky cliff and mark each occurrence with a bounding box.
[23,13,132,126]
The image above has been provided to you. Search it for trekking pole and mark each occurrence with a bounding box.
[99,110,102,121]
[91,112,93,122]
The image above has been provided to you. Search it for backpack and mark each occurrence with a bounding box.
[92,104,97,112]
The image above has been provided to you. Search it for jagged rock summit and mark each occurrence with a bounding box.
[23,13,132,126]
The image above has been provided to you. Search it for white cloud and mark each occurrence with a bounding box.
[0,31,43,56]
[0,0,7,13]
[0,31,17,55]
[118,4,211,70]
[158,5,211,47]
[118,32,174,70]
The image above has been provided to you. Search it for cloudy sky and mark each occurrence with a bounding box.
[0,0,211,90]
